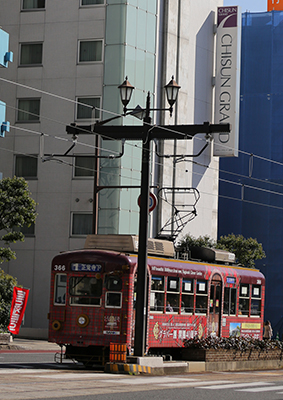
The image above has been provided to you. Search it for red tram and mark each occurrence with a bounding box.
[48,235,265,365]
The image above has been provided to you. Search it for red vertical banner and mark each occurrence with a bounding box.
[8,287,29,335]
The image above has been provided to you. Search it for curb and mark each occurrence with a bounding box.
[105,362,152,375]
[104,361,206,375]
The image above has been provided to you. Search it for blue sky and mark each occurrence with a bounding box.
[223,0,267,12]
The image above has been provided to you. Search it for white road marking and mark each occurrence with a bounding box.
[0,369,53,374]
[158,380,233,388]
[236,385,283,392]
[103,377,198,385]
[198,381,273,390]
[32,373,104,379]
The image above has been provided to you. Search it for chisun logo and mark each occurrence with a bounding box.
[218,7,238,28]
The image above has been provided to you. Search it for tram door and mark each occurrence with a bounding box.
[208,274,222,337]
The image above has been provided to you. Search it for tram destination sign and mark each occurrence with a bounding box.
[70,263,102,272]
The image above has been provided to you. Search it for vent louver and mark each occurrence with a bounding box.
[84,235,174,258]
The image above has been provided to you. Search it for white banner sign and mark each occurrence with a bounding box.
[213,6,241,157]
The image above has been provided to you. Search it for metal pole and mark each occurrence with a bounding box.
[134,92,151,356]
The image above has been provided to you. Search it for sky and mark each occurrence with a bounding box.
[223,0,267,12]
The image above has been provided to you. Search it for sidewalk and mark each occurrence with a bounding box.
[3,337,61,352]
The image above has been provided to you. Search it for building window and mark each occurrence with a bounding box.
[79,40,103,62]
[20,43,43,65]
[14,223,35,238]
[21,223,35,236]
[17,99,40,122]
[22,0,45,9]
[81,0,104,4]
[72,213,92,235]
[76,97,100,120]
[74,156,96,177]
[15,155,38,178]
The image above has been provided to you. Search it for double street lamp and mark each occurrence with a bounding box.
[118,76,181,117]
[118,76,180,356]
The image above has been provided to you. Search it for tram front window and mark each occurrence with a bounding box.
[105,292,122,308]
[69,276,102,306]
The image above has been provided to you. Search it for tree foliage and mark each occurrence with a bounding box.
[178,233,266,268]
[216,233,266,268]
[0,176,37,263]
[178,234,216,249]
[0,269,17,331]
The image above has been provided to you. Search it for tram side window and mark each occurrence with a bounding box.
[239,283,249,316]
[54,274,67,305]
[181,279,194,314]
[251,284,261,316]
[69,276,102,306]
[150,276,164,312]
[167,277,180,313]
[223,287,236,315]
[195,280,208,314]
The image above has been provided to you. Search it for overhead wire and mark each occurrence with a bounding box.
[2,76,283,210]
[2,74,283,173]
[5,118,282,200]
[2,129,283,214]
[3,111,283,204]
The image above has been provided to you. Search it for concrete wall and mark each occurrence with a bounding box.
[159,0,223,242]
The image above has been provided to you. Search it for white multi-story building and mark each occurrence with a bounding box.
[0,0,222,338]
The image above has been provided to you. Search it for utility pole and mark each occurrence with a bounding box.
[134,92,151,355]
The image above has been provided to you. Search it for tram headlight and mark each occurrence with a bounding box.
[76,314,90,328]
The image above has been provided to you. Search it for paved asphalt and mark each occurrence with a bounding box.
[2,339,283,400]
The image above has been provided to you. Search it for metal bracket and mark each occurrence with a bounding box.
[156,187,200,241]
[154,133,212,162]
[41,132,125,162]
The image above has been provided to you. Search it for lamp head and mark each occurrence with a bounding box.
[164,76,181,111]
[118,77,135,109]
